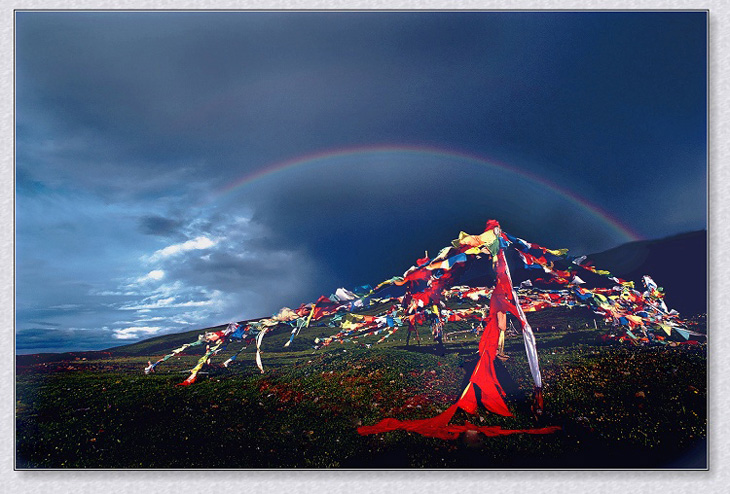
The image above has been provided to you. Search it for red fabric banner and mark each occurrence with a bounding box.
[357,404,561,439]
[358,227,558,439]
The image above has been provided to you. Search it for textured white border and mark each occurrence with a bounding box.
[3,2,726,493]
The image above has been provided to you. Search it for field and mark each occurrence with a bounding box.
[15,307,707,469]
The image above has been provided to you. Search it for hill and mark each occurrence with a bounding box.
[15,307,707,469]
[586,230,706,316]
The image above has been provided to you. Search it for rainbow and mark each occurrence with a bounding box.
[212,145,643,242]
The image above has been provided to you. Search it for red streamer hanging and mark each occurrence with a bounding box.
[358,226,560,439]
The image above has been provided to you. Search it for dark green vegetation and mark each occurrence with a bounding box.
[16,307,707,469]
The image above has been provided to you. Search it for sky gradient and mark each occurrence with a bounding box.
[15,11,707,354]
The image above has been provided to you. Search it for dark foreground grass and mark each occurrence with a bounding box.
[16,311,707,469]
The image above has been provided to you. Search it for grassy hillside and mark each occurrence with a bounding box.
[16,307,706,469]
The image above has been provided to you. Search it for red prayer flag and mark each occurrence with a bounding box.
[358,246,558,439]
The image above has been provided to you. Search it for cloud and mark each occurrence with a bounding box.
[47,304,82,310]
[26,321,62,328]
[118,294,221,311]
[26,211,323,351]
[120,215,323,327]
[147,236,217,261]
[112,326,163,340]
[90,290,138,297]
[137,270,165,283]
[130,316,168,323]
[138,215,183,237]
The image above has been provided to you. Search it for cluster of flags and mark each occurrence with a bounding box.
[144,220,694,438]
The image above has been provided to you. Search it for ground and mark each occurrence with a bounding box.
[15,307,707,469]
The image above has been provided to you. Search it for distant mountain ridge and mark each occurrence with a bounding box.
[586,230,707,316]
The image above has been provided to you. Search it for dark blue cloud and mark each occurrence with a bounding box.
[138,215,184,237]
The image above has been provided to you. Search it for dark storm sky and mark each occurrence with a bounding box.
[15,11,707,353]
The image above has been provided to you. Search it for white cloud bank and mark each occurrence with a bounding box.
[112,326,162,340]
[147,236,216,261]
[137,269,165,283]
